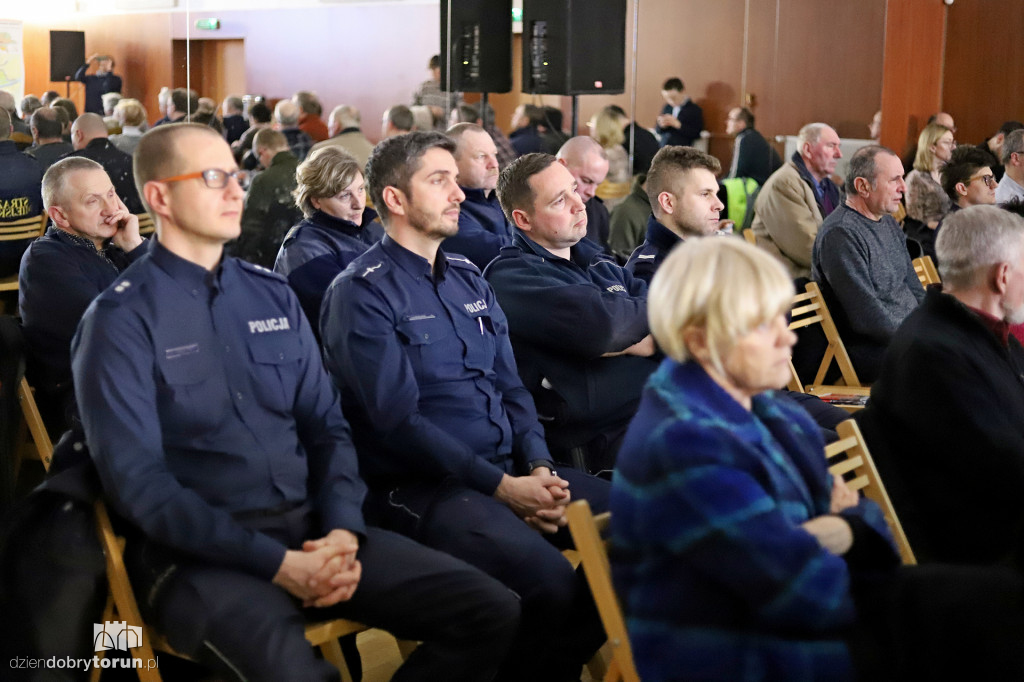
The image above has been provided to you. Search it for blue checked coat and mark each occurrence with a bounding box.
[610,359,898,682]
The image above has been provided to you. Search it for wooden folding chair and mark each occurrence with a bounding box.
[825,420,916,565]
[742,229,757,245]
[14,376,54,476]
[0,213,47,293]
[789,281,863,392]
[912,255,940,288]
[566,500,640,682]
[135,213,155,236]
[91,499,371,682]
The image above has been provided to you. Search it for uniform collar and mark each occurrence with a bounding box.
[645,214,683,252]
[381,234,449,281]
[49,225,101,252]
[150,239,227,297]
[460,186,497,204]
[511,229,604,269]
[310,206,378,234]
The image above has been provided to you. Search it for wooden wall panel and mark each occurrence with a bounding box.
[943,0,1024,146]
[23,14,173,125]
[879,0,945,159]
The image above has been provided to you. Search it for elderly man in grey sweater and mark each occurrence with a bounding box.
[812,145,924,383]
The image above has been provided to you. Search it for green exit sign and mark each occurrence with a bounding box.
[195,18,221,30]
[512,8,522,22]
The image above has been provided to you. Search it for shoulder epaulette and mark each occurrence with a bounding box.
[237,259,288,282]
[445,254,481,274]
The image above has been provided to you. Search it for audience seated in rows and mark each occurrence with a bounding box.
[24,108,73,171]
[751,122,842,279]
[859,205,1024,570]
[109,98,147,157]
[555,136,611,249]
[607,173,651,262]
[19,157,146,430]
[320,131,610,682]
[441,123,511,269]
[976,120,1023,182]
[903,122,954,259]
[724,106,782,186]
[293,90,328,143]
[603,104,660,176]
[448,101,517,170]
[274,146,382,333]
[381,104,414,139]
[0,90,32,151]
[233,100,272,165]
[220,95,248,145]
[311,104,374,168]
[71,123,519,682]
[586,108,631,211]
[625,146,849,439]
[812,145,924,383]
[235,128,301,268]
[509,104,545,156]
[0,108,44,279]
[996,128,1024,205]
[487,152,656,473]
[612,235,1024,681]
[274,99,314,162]
[67,112,144,214]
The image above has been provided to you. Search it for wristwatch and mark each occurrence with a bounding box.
[527,459,556,476]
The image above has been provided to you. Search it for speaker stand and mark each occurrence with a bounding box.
[570,95,579,137]
[64,77,71,98]
[480,92,490,128]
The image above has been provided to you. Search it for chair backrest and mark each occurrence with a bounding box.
[136,213,155,236]
[789,281,862,388]
[566,500,640,682]
[825,419,916,565]
[0,213,47,241]
[911,255,940,288]
[742,228,757,245]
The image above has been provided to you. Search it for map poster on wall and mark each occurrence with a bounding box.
[0,20,25,101]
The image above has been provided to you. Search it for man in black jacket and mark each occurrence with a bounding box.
[858,205,1024,569]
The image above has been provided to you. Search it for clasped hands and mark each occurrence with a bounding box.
[272,529,362,608]
[495,469,571,534]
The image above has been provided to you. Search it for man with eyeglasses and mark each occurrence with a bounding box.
[942,144,998,212]
[70,123,519,682]
[812,145,924,383]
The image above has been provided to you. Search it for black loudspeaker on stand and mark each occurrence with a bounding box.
[440,0,513,93]
[50,30,86,89]
[522,0,627,96]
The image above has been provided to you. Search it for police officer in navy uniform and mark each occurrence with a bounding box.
[71,123,518,682]
[320,131,609,682]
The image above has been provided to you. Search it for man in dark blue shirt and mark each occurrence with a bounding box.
[71,123,518,682]
[19,157,146,430]
[487,153,657,473]
[441,123,513,269]
[320,131,609,682]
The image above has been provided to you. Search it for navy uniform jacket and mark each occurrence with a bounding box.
[19,226,148,393]
[320,235,553,494]
[624,215,684,285]
[441,188,512,270]
[585,197,611,249]
[0,140,44,277]
[71,241,367,580]
[274,208,383,333]
[484,232,656,433]
[67,138,145,214]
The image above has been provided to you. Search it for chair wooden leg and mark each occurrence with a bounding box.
[586,641,611,681]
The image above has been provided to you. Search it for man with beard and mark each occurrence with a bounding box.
[320,131,609,682]
[858,205,1024,570]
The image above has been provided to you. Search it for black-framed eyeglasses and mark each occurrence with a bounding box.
[968,173,997,189]
[154,168,249,189]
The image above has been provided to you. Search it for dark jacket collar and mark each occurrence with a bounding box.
[644,214,682,253]
[382,234,450,281]
[511,229,606,270]
[150,239,225,298]
[309,207,378,234]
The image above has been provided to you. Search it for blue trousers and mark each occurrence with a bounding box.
[129,522,519,682]
[369,467,611,682]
